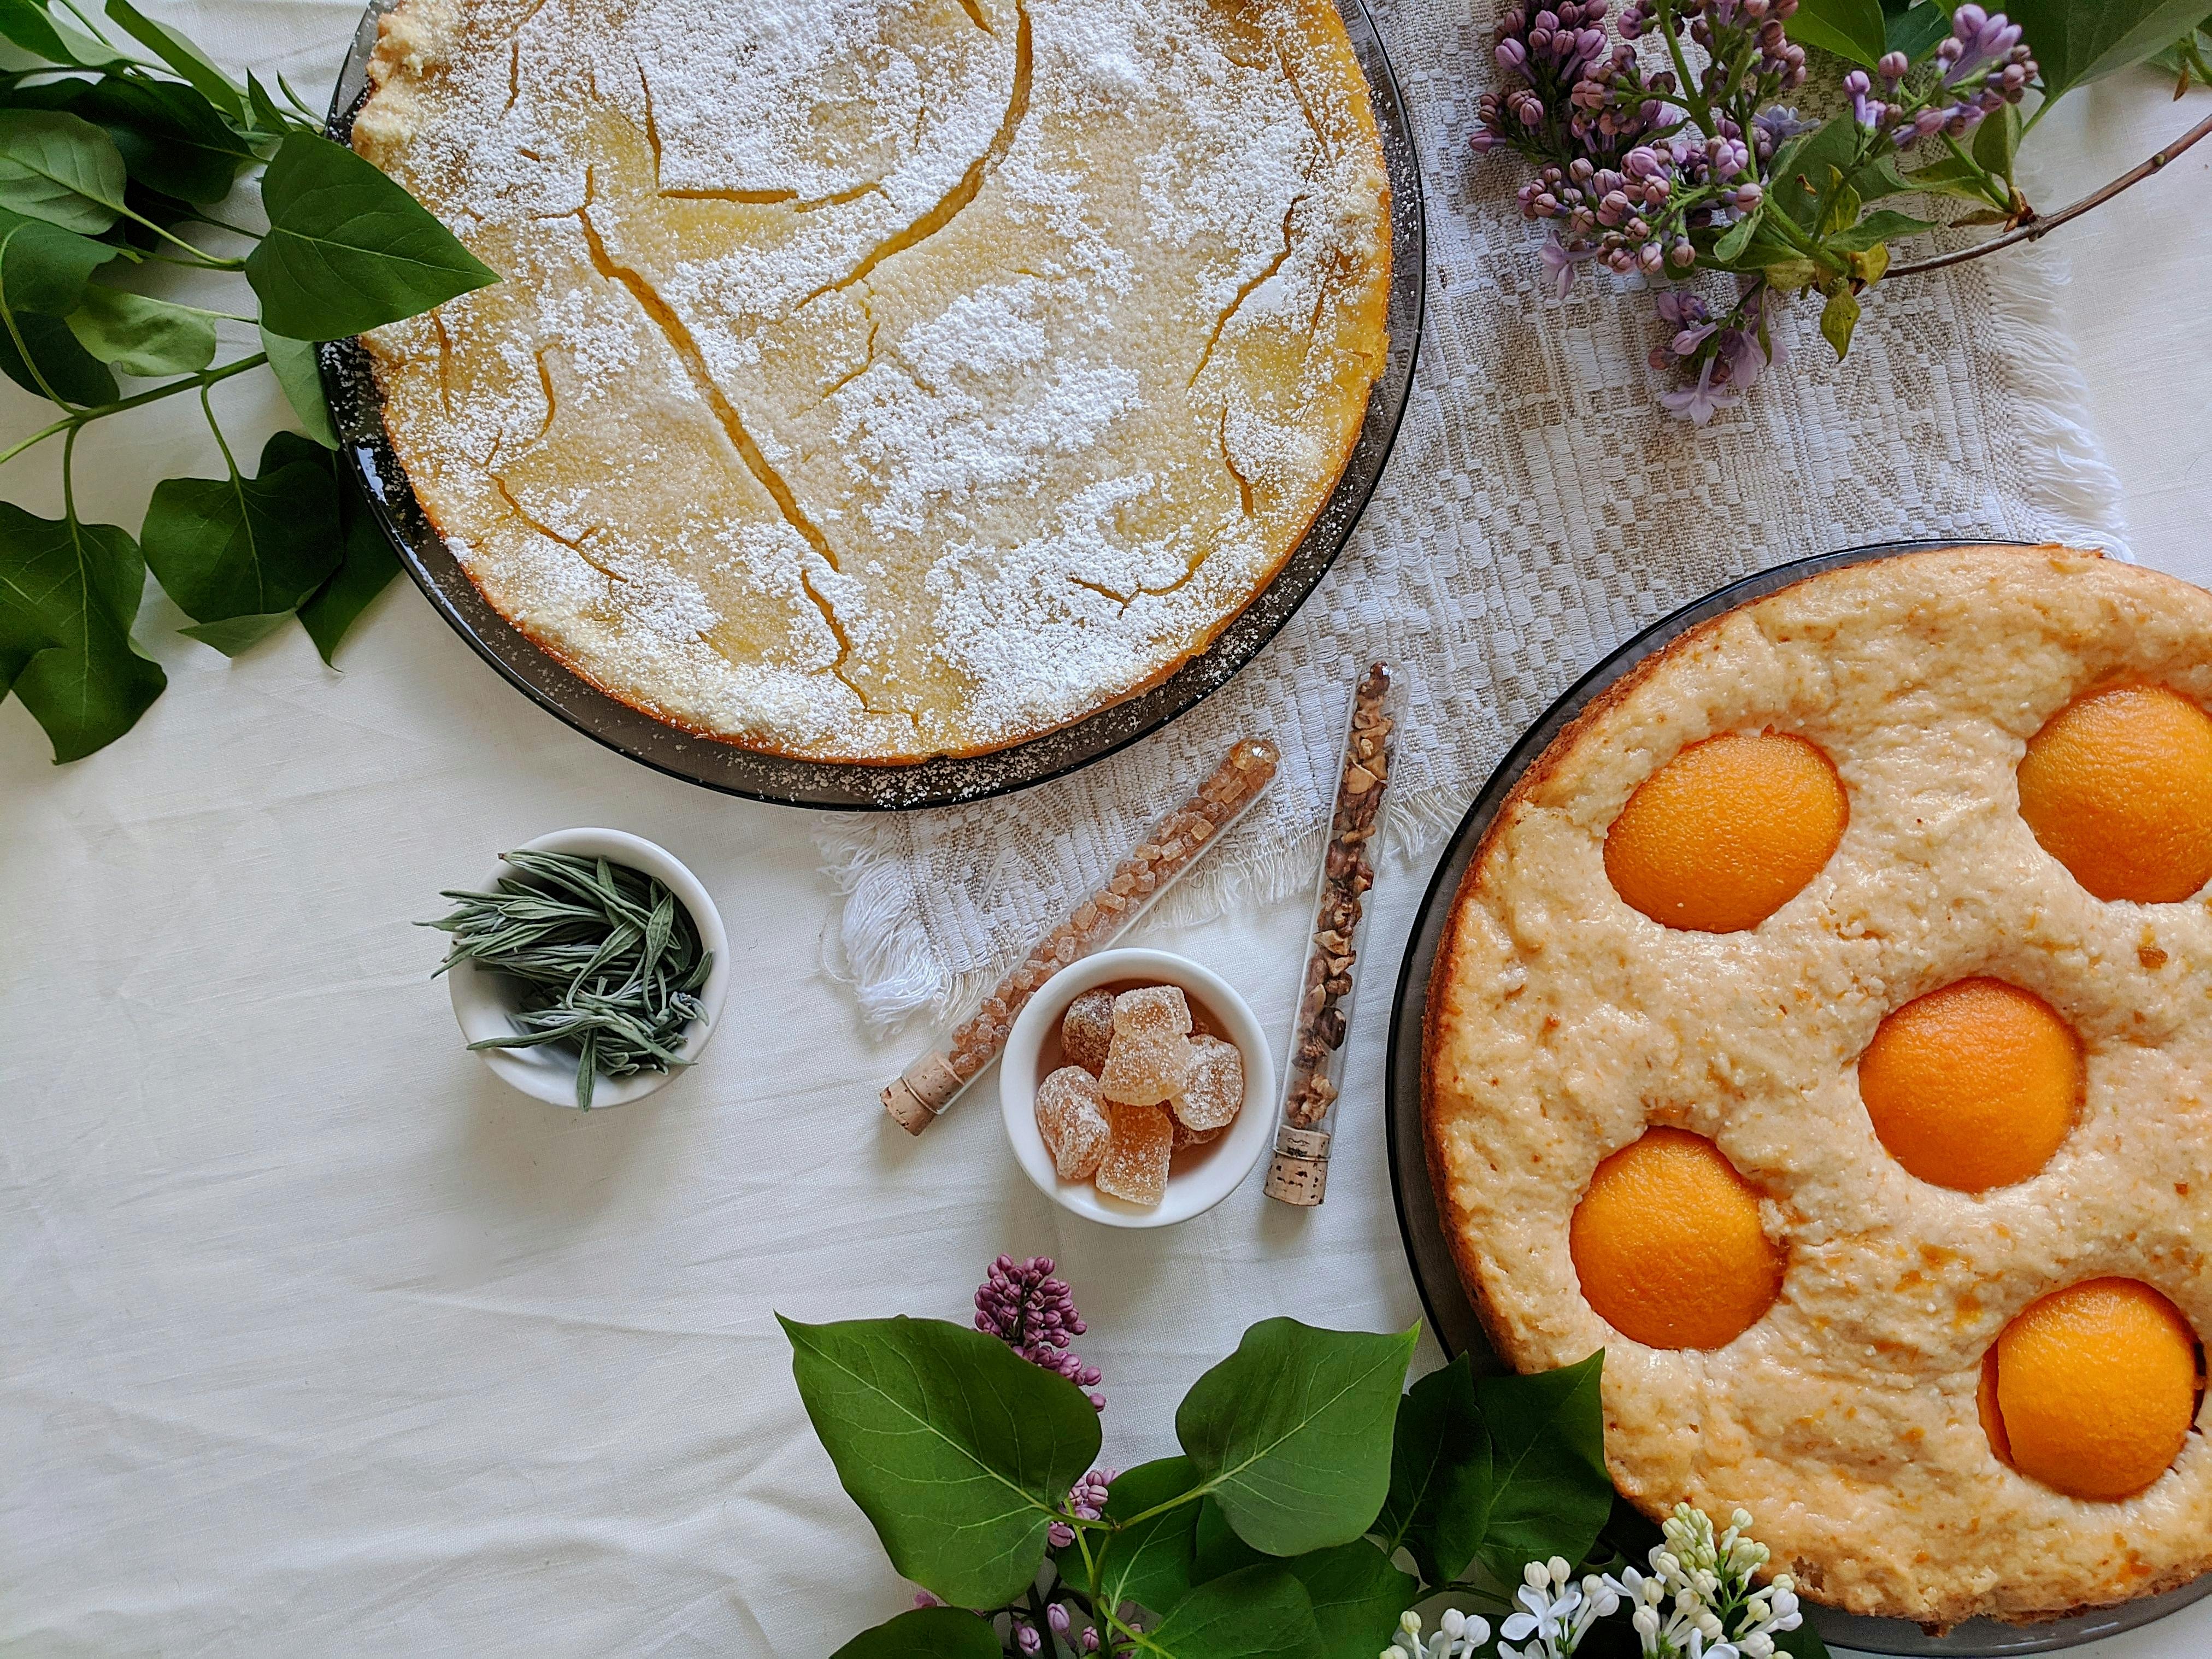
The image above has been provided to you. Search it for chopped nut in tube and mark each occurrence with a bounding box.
[1266,663,1399,1206]
[881,738,1280,1134]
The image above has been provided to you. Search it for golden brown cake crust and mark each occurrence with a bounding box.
[352,0,1391,762]
[1422,545,2212,1628]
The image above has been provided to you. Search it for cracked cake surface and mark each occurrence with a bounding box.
[352,0,1391,761]
[1423,546,2212,1628]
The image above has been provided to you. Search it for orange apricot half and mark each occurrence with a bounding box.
[2017,684,2212,903]
[1570,1126,1785,1349]
[1604,732,1846,933]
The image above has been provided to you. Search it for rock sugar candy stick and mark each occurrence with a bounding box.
[1266,663,1399,1205]
[880,738,1280,1134]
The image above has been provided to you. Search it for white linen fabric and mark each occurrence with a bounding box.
[821,0,2128,1032]
[4,2,2209,1656]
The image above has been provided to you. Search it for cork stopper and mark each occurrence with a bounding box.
[883,1052,965,1136]
[1264,1126,1332,1207]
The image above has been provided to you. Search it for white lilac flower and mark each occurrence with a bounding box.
[1496,1557,1622,1658]
[1381,1605,1492,1659]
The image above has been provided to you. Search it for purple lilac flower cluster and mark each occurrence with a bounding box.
[974,1254,1105,1410]
[1650,285,1785,423]
[1048,1467,1116,1550]
[1842,7,2035,145]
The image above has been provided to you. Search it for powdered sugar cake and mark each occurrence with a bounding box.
[351,0,1391,762]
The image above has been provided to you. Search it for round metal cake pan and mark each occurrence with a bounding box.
[321,0,1425,810]
[1380,540,2212,1656]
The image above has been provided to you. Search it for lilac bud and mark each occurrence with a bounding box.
[1732,181,1763,209]
[1048,1605,1072,1636]
[1952,3,1987,33]
[1576,27,1607,58]
[1016,1623,1043,1656]
[1624,145,1663,178]
[1499,7,1527,30]
[1913,105,1948,136]
[1569,156,1595,183]
[1584,0,1608,15]
[1516,93,1545,126]
[1083,1632,1100,1654]
[1534,8,1560,29]
[1670,238,1694,268]
[1639,242,1664,274]
[1878,50,1908,81]
[1843,69,1870,95]
[1495,37,1528,73]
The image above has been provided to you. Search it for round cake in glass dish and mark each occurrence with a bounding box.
[1423,545,2212,1628]
[351,0,1391,762]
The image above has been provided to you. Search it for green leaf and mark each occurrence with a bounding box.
[261,325,337,448]
[0,306,115,402]
[1283,1542,1418,1657]
[1773,116,1862,231]
[1821,286,1863,358]
[1820,176,1863,237]
[1789,0,1887,64]
[1192,1494,1265,1584]
[1973,98,2023,183]
[1081,1456,1203,1620]
[1901,148,2009,202]
[297,474,399,664]
[0,499,164,760]
[65,283,215,375]
[102,0,242,121]
[1884,0,1954,57]
[71,75,254,203]
[0,0,126,65]
[244,70,292,141]
[828,1607,1001,1659]
[1711,207,1761,264]
[780,1314,1102,1609]
[0,203,119,313]
[246,132,498,339]
[178,609,290,656]
[1374,1355,1490,1584]
[1142,1564,1322,1659]
[0,108,125,232]
[1826,208,1937,251]
[1466,1354,1613,1582]
[141,429,343,627]
[2006,0,2212,99]
[1176,1319,1416,1558]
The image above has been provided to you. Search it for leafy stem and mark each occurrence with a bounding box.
[1891,105,2212,278]
[0,351,269,467]
[1652,0,1717,137]
[1937,129,2014,213]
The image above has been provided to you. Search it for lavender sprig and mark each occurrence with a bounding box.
[974,1254,1106,1410]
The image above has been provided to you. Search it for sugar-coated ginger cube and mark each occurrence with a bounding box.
[1099,984,1194,1105]
[1173,1033,1244,1132]
[1036,1065,1112,1181]
[1061,988,1115,1076]
[1096,1102,1173,1206]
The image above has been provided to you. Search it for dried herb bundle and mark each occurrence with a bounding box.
[426,850,712,1109]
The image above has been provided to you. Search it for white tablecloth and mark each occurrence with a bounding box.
[4,5,2210,1652]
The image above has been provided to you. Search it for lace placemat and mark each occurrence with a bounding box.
[820,0,2125,1031]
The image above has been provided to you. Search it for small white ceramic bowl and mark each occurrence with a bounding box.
[1002,947,1276,1227]
[446,828,730,1108]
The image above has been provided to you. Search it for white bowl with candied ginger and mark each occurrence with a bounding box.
[1002,949,1274,1228]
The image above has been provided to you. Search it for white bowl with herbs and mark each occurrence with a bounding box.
[430,828,728,1108]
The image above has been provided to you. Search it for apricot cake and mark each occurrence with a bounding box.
[1423,545,2212,1627]
[351,0,1392,761]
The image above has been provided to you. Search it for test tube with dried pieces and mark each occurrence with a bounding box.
[881,737,1280,1134]
[1266,662,1399,1206]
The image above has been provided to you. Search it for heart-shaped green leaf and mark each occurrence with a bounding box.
[829,1606,1001,1659]
[1192,1493,1264,1584]
[1884,0,1954,59]
[781,1315,1102,1609]
[0,306,117,403]
[66,284,216,376]
[0,109,127,233]
[1789,0,1887,64]
[70,76,255,203]
[0,499,165,760]
[1466,1353,1613,1582]
[1176,1319,1416,1558]
[142,430,343,626]
[1140,1563,1322,1658]
[1284,1542,1417,1656]
[1075,1456,1203,1620]
[246,132,498,340]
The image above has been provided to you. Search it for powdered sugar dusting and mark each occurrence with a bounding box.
[355,0,1390,761]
